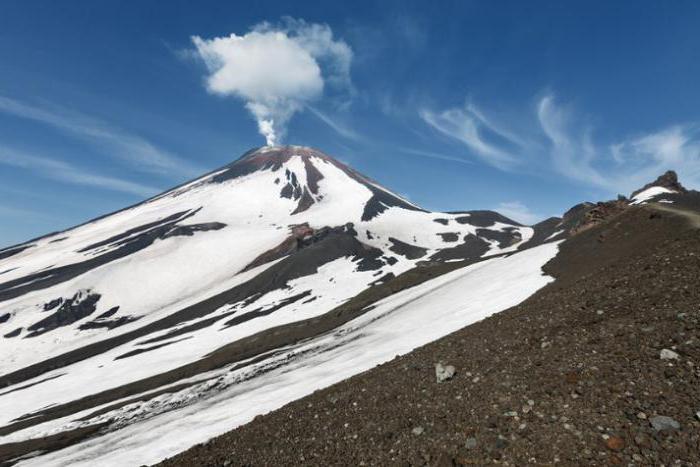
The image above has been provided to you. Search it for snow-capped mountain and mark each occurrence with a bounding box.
[629,170,688,205]
[0,146,537,371]
[0,146,609,465]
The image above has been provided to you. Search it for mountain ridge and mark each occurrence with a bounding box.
[0,145,697,466]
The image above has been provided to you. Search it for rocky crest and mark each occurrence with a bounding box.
[630,170,687,199]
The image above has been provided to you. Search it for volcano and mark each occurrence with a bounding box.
[0,146,695,466]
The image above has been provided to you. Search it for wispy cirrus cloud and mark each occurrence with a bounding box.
[0,95,201,178]
[421,93,700,193]
[537,95,700,192]
[305,105,362,141]
[420,105,521,170]
[0,146,159,197]
[536,96,611,188]
[396,147,474,166]
[494,201,544,225]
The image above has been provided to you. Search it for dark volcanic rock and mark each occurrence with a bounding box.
[518,217,564,250]
[452,210,523,227]
[430,234,489,262]
[3,327,21,338]
[437,232,459,242]
[476,227,521,248]
[0,244,33,261]
[243,223,373,272]
[388,238,427,259]
[631,170,687,199]
[26,291,102,337]
[222,291,312,329]
[78,315,140,331]
[163,222,226,238]
[291,188,315,215]
[43,298,64,312]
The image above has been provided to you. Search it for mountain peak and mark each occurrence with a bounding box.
[630,170,687,199]
[238,145,333,164]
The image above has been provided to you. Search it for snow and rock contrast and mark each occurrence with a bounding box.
[0,146,563,465]
[630,170,688,205]
[162,201,700,467]
[3,145,694,466]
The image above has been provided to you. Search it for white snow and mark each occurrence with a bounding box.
[630,186,675,205]
[545,229,565,241]
[0,148,562,466]
[12,242,559,467]
[0,150,535,377]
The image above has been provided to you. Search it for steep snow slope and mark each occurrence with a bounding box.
[0,145,556,466]
[10,243,558,467]
[0,146,530,376]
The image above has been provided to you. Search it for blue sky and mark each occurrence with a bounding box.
[1,0,700,246]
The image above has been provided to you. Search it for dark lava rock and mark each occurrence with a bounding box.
[630,170,687,199]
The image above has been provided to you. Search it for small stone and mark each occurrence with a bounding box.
[494,437,508,449]
[465,437,477,449]
[412,426,424,435]
[637,412,647,420]
[660,349,679,360]
[649,415,680,431]
[634,433,650,449]
[596,309,604,315]
[503,411,518,417]
[696,411,700,421]
[435,363,456,383]
[527,399,535,406]
[605,435,625,451]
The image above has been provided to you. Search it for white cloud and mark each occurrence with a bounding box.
[611,125,700,186]
[420,106,519,170]
[396,147,474,165]
[0,146,158,197]
[191,18,353,146]
[422,93,700,194]
[0,96,200,178]
[536,95,610,188]
[495,201,543,225]
[538,95,700,192]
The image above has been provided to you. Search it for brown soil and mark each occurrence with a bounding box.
[160,205,700,466]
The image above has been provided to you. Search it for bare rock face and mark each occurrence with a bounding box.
[630,170,687,199]
[567,200,629,235]
[649,415,680,432]
[563,170,688,236]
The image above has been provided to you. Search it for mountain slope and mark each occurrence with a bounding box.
[0,146,555,466]
[2,146,694,466]
[160,196,700,467]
